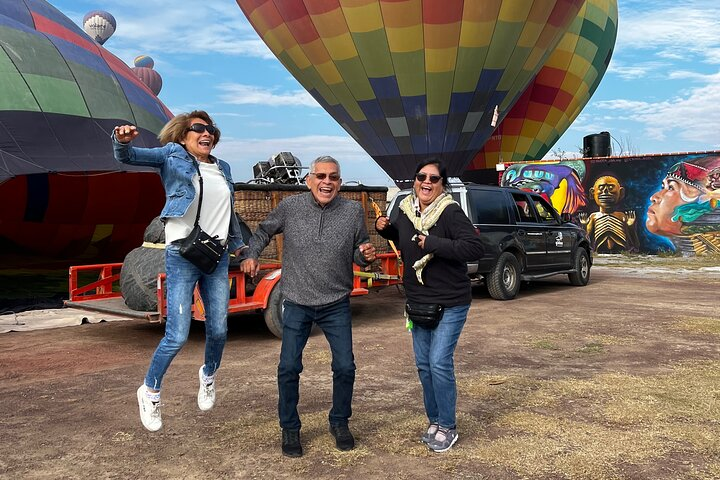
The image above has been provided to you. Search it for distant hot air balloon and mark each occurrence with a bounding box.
[82,10,116,45]
[134,55,155,69]
[132,66,163,95]
[470,0,619,169]
[236,0,587,185]
[0,1,172,267]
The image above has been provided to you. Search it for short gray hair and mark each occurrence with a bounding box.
[310,155,341,176]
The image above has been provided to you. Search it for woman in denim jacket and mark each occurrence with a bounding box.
[113,110,246,432]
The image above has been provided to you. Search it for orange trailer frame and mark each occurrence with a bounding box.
[65,253,402,331]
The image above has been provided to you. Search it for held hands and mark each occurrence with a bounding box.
[240,258,260,278]
[113,124,139,143]
[359,242,376,263]
[375,216,390,231]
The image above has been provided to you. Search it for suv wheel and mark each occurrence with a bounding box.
[568,248,590,286]
[487,252,521,300]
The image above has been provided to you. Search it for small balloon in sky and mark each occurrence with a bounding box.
[82,10,116,45]
[132,67,163,96]
[134,55,154,69]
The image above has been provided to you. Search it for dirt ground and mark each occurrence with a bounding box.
[1,261,719,480]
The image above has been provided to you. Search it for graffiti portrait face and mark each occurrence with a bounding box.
[646,177,702,236]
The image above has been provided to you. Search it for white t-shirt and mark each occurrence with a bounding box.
[165,161,231,245]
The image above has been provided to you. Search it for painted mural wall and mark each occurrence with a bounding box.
[497,152,720,255]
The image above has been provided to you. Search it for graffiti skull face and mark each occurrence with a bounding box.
[591,176,623,209]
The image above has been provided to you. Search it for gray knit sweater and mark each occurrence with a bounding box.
[247,192,371,306]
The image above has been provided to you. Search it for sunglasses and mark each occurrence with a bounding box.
[188,123,218,135]
[310,172,340,181]
[415,172,442,184]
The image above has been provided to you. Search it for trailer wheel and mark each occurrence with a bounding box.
[264,284,284,339]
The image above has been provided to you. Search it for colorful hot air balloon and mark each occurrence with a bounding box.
[0,1,172,267]
[134,55,155,69]
[237,0,586,185]
[132,66,163,95]
[82,10,116,45]
[469,0,618,169]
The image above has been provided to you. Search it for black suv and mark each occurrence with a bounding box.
[387,182,592,300]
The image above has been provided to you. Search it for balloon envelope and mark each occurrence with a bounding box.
[82,9,116,45]
[0,0,172,263]
[134,54,154,69]
[237,0,585,185]
[132,66,163,95]
[471,0,618,169]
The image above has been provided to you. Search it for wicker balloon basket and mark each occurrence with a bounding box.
[234,183,390,262]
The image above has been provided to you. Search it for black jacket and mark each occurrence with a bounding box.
[378,203,484,306]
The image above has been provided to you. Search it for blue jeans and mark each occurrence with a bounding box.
[278,296,355,430]
[411,304,469,429]
[144,244,229,390]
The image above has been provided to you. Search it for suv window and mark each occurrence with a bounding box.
[511,192,537,222]
[469,189,509,224]
[531,196,559,224]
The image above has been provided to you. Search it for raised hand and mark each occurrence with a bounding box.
[113,124,139,143]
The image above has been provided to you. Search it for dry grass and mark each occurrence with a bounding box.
[594,253,720,269]
[673,316,720,336]
[454,362,720,479]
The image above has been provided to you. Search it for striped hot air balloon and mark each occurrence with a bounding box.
[134,54,155,69]
[0,0,172,266]
[132,66,163,95]
[236,0,586,185]
[469,0,618,169]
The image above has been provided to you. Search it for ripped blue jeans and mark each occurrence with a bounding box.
[144,244,229,391]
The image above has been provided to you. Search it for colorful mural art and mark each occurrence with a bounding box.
[489,152,720,255]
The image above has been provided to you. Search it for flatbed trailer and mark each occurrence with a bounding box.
[65,253,402,338]
[65,182,402,338]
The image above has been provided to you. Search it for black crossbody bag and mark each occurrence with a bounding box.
[178,160,226,274]
[405,301,444,329]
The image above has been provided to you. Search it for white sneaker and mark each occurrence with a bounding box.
[197,366,216,411]
[136,385,162,432]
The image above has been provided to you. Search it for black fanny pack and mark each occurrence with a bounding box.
[405,301,444,329]
[179,225,225,274]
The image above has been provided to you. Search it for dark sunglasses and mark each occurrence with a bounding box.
[188,123,218,135]
[415,172,442,184]
[310,172,340,181]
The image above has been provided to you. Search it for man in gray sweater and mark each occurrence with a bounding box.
[240,156,376,457]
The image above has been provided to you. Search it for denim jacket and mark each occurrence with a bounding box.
[112,135,246,252]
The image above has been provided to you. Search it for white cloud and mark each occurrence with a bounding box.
[217,84,320,108]
[594,77,720,146]
[618,3,720,65]
[608,63,659,80]
[91,0,273,59]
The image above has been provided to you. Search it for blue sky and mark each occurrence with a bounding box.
[54,0,720,186]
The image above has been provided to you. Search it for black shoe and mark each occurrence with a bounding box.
[329,424,355,451]
[281,429,303,457]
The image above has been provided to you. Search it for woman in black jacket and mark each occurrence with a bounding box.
[376,158,484,453]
